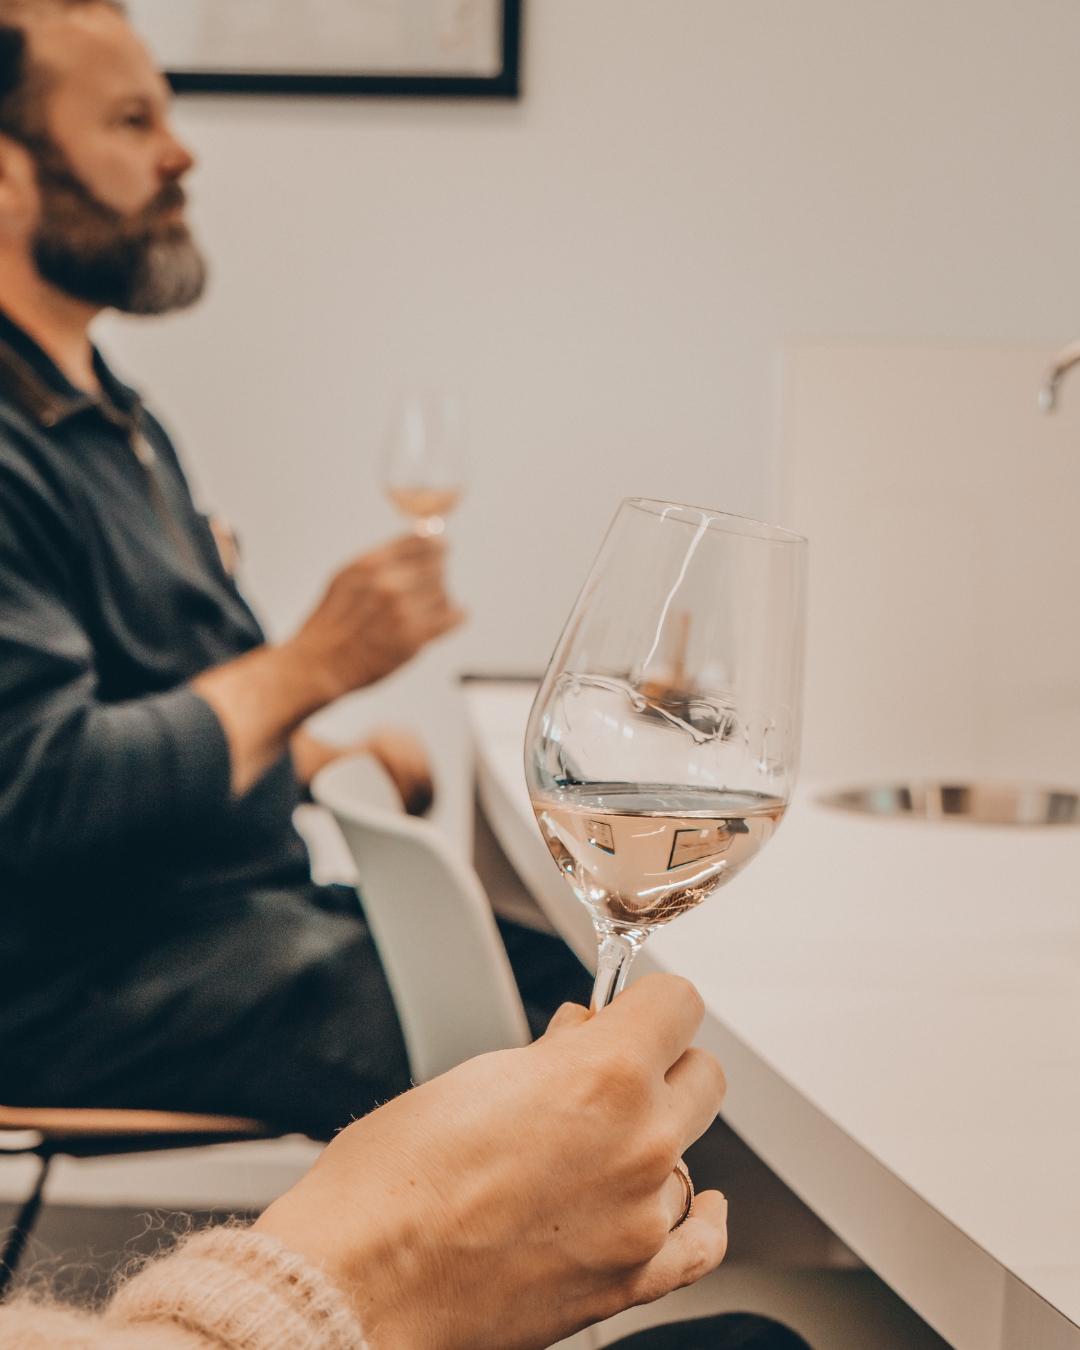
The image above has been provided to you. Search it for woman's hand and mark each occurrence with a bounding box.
[254,973,728,1350]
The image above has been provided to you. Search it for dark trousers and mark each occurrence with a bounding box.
[2,884,593,1140]
[608,1314,813,1349]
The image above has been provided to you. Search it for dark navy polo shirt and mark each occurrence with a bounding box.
[0,311,310,1011]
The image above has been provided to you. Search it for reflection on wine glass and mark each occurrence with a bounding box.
[383,392,465,536]
[525,498,807,1010]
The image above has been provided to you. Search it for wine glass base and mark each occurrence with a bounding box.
[413,516,445,537]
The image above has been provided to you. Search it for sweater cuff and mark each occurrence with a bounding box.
[108,1226,366,1350]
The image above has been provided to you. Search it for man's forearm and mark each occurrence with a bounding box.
[194,532,463,797]
[193,640,342,796]
[0,684,236,876]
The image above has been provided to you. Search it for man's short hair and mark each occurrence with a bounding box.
[0,0,123,144]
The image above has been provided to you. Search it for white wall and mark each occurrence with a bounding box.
[783,342,1080,787]
[96,0,1080,842]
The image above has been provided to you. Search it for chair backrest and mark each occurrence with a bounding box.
[312,755,531,1082]
[293,753,402,888]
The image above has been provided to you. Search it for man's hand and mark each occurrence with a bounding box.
[194,535,464,795]
[292,726,435,816]
[360,726,434,815]
[288,535,463,700]
[254,974,728,1350]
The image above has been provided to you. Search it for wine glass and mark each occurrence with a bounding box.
[525,498,807,1010]
[383,392,465,537]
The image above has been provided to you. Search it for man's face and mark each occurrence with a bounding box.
[21,3,205,313]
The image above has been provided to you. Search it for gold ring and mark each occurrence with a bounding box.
[670,1159,694,1231]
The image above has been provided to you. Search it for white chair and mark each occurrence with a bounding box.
[311,755,531,1083]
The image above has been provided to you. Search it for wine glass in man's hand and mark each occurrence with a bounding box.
[383,392,465,537]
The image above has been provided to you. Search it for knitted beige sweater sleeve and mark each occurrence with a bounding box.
[0,1225,367,1350]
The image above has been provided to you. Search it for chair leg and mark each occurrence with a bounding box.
[0,1154,52,1299]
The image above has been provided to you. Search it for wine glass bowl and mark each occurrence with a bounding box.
[383,392,465,536]
[525,498,807,1009]
[386,485,461,536]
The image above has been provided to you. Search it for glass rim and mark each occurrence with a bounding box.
[623,497,807,545]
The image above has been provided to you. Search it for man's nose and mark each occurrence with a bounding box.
[160,130,195,182]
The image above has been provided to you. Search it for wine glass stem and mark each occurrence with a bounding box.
[591,931,638,1011]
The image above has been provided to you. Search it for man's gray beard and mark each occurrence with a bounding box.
[27,135,209,316]
[124,235,208,315]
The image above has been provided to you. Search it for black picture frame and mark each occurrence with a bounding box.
[164,0,521,99]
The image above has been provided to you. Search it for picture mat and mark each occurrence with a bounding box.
[127,0,503,77]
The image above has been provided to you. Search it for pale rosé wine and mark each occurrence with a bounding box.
[388,487,461,524]
[532,785,785,929]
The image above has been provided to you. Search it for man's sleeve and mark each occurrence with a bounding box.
[0,482,234,883]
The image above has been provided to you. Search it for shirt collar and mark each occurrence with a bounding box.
[0,307,141,429]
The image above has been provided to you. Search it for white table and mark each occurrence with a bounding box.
[466,682,1080,1350]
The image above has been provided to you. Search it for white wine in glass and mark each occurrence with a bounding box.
[383,393,465,536]
[525,499,807,1010]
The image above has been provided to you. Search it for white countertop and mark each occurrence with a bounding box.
[466,682,1080,1350]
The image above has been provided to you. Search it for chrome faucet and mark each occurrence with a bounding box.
[1038,339,1080,413]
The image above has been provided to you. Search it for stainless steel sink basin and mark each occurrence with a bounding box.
[820,783,1080,826]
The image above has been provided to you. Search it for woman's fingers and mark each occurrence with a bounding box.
[663,1189,729,1283]
[591,973,706,1071]
[631,1189,729,1306]
[659,1161,694,1231]
[543,1001,591,1037]
[664,1046,727,1152]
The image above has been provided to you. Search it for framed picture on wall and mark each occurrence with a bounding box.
[127,0,521,98]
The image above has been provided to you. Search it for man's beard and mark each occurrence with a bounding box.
[29,141,207,315]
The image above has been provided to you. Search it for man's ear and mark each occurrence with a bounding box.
[0,131,39,241]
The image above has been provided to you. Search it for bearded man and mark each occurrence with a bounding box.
[0,0,590,1139]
